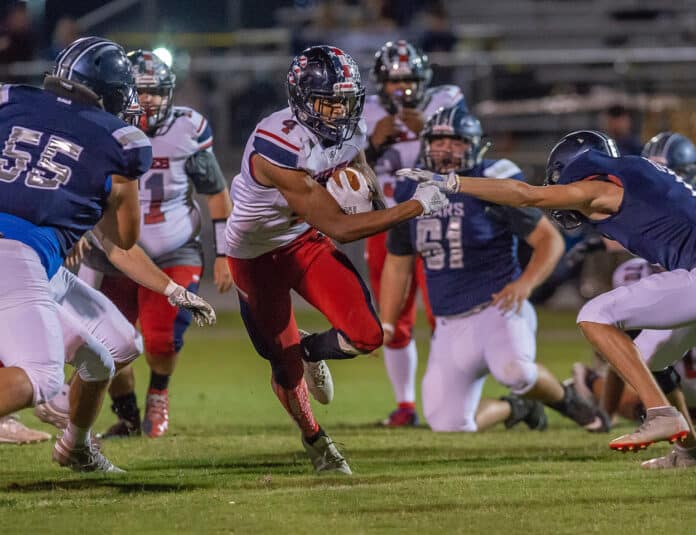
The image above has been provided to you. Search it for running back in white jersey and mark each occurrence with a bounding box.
[226,106,367,259]
[362,85,463,207]
[138,106,213,259]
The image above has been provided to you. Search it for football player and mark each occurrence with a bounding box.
[381,107,608,432]
[79,50,233,439]
[363,40,465,426]
[225,45,447,474]
[0,37,151,471]
[398,129,696,452]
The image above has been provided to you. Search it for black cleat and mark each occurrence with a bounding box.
[501,395,548,431]
[549,382,611,433]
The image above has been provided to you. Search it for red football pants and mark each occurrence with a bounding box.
[229,229,382,389]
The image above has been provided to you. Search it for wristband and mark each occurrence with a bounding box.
[381,322,395,335]
[164,280,179,297]
[212,218,227,257]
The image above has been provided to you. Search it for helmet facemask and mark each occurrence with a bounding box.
[136,84,174,134]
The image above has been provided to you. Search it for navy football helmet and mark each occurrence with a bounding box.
[545,130,619,229]
[287,45,365,146]
[128,49,176,135]
[372,40,432,110]
[642,132,696,184]
[421,105,491,173]
[51,36,141,123]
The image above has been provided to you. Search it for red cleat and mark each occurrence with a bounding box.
[142,389,170,438]
[380,405,419,427]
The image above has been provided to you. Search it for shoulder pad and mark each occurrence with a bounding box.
[171,106,213,149]
[483,159,523,179]
[111,125,150,150]
[252,109,303,169]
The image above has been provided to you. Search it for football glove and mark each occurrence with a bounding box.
[166,285,217,327]
[411,183,450,216]
[396,168,461,194]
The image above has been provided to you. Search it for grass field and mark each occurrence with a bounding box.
[2,308,696,534]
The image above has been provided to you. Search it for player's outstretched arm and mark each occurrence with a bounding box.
[378,252,415,345]
[100,174,140,249]
[253,154,447,243]
[206,190,234,293]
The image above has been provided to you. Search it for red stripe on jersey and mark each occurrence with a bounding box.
[583,174,623,187]
[256,129,300,152]
[196,117,206,134]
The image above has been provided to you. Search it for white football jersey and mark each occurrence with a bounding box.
[363,85,463,207]
[138,106,213,258]
[226,106,367,259]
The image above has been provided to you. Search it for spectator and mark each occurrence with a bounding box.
[47,16,81,60]
[600,104,643,155]
[0,1,36,64]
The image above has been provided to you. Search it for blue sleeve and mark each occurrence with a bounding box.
[110,125,153,178]
[393,178,418,204]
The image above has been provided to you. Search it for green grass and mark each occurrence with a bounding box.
[2,309,696,534]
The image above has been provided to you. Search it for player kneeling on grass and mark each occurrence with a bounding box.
[381,107,610,432]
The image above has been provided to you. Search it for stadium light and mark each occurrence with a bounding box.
[153,47,173,68]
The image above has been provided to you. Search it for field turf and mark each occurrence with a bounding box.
[2,309,695,534]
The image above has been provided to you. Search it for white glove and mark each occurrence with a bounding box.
[326,168,373,214]
[411,183,450,216]
[396,168,460,194]
[166,284,217,326]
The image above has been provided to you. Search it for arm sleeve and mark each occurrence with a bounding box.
[486,205,543,239]
[386,220,415,256]
[111,125,153,178]
[185,150,227,194]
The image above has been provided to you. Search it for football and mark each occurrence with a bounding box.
[326,166,374,214]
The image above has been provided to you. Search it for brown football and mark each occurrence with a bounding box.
[330,167,363,191]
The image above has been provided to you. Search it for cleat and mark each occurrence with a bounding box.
[380,406,419,427]
[34,399,70,430]
[571,363,598,403]
[501,395,548,431]
[298,329,334,404]
[100,397,141,439]
[609,406,689,452]
[641,445,696,470]
[142,389,169,438]
[53,434,124,473]
[301,433,352,475]
[549,382,611,433]
[0,414,51,444]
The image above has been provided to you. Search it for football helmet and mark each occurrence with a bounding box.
[421,105,491,173]
[51,36,141,124]
[128,50,176,136]
[287,45,365,146]
[642,132,696,184]
[372,40,432,109]
[545,130,619,229]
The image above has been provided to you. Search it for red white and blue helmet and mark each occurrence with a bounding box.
[287,45,365,146]
[127,49,176,135]
[372,40,432,108]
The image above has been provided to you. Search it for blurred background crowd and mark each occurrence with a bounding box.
[3,0,696,307]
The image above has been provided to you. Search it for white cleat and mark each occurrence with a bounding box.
[610,406,689,452]
[53,435,124,473]
[301,434,352,475]
[641,445,696,470]
[0,415,51,444]
[298,329,334,405]
[35,399,70,430]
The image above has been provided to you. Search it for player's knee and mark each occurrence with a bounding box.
[270,358,303,389]
[73,342,115,383]
[109,331,143,366]
[343,319,383,354]
[577,291,620,327]
[494,360,538,395]
[26,361,65,406]
[425,409,477,432]
[144,332,176,359]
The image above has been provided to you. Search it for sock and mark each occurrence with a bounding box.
[51,383,71,413]
[149,372,170,392]
[63,422,90,448]
[271,377,320,437]
[301,328,359,362]
[305,427,327,445]
[111,392,139,421]
[384,340,417,404]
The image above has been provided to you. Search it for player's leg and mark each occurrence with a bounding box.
[229,250,350,475]
[578,269,696,450]
[138,265,202,438]
[367,232,420,426]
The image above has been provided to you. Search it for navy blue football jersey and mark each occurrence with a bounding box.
[390,159,542,315]
[558,150,696,270]
[0,84,152,277]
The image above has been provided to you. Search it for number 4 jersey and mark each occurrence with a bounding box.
[388,159,543,316]
[0,84,152,277]
[138,106,222,263]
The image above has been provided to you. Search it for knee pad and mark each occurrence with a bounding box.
[496,360,539,396]
[652,366,681,395]
[26,361,65,406]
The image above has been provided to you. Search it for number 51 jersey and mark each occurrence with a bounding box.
[137,106,214,261]
[0,84,151,277]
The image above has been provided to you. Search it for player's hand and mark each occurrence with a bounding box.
[213,256,234,293]
[65,233,94,269]
[410,183,450,215]
[167,285,217,326]
[399,107,425,134]
[491,279,532,314]
[396,168,461,194]
[370,114,400,147]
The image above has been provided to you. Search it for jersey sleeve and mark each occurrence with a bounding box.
[251,116,301,170]
[186,108,213,151]
[393,176,418,204]
[482,158,524,181]
[386,220,415,256]
[111,125,153,178]
[185,149,227,194]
